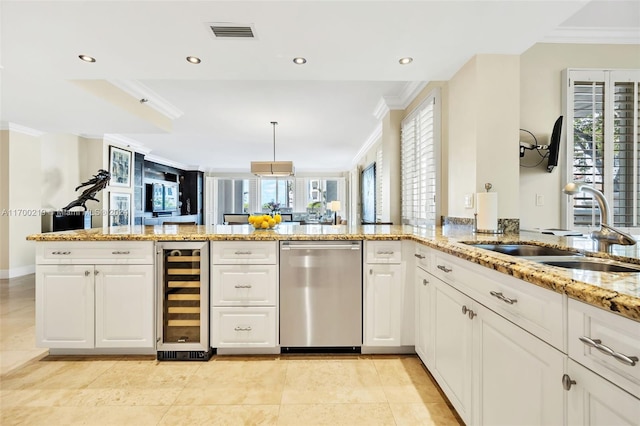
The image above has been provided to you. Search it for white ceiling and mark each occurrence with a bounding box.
[1,0,638,172]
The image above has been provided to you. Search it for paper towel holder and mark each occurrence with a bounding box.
[474,183,503,234]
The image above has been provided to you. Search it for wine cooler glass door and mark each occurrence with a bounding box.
[157,242,209,351]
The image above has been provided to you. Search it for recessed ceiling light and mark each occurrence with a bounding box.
[186,56,201,64]
[293,57,307,65]
[78,54,96,63]
[399,57,413,65]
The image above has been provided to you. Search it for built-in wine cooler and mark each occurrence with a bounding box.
[156,241,213,360]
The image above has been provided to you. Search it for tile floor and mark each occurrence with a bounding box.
[1,274,463,425]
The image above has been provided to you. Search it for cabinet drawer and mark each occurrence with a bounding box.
[413,243,432,272]
[431,250,565,351]
[211,241,277,265]
[211,265,277,306]
[210,307,276,348]
[365,241,402,264]
[36,242,154,265]
[568,299,640,398]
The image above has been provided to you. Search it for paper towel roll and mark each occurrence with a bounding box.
[476,192,498,232]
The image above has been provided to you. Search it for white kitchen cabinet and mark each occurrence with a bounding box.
[414,264,432,365]
[565,359,640,426]
[473,302,564,426]
[35,242,155,352]
[95,265,155,348]
[36,265,95,348]
[430,276,474,424]
[364,263,403,346]
[210,241,278,351]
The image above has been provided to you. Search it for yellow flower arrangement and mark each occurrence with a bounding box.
[248,213,281,229]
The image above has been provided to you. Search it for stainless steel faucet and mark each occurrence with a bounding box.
[563,182,636,253]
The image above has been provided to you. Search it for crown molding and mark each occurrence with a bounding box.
[108,79,184,120]
[0,122,45,137]
[373,81,428,120]
[352,122,382,167]
[144,154,203,172]
[543,27,640,45]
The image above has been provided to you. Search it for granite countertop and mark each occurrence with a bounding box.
[27,223,640,322]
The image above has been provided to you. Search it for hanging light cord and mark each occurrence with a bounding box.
[271,121,278,161]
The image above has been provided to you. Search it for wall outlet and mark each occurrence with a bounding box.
[536,194,544,206]
[464,194,474,209]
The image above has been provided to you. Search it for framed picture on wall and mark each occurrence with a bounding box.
[109,146,132,187]
[361,162,376,224]
[109,192,131,226]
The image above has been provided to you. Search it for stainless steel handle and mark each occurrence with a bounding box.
[112,250,130,255]
[489,291,517,305]
[234,326,252,332]
[234,251,253,255]
[562,374,576,391]
[377,250,395,255]
[461,305,475,319]
[414,253,426,259]
[234,284,252,289]
[579,336,638,367]
[422,278,429,286]
[437,265,452,273]
[283,244,360,250]
[52,251,71,255]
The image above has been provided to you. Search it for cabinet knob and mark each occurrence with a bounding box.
[423,279,429,286]
[562,374,576,391]
[84,270,90,277]
[461,305,476,319]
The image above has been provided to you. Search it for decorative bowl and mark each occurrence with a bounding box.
[249,214,282,230]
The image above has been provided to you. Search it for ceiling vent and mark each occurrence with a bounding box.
[208,23,255,39]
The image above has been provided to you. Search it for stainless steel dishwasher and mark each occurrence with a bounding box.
[280,240,362,351]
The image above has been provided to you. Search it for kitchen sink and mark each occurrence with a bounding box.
[538,259,640,273]
[464,243,579,257]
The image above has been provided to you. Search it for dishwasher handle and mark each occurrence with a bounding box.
[281,242,361,250]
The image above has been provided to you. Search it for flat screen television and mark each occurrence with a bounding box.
[149,182,179,212]
[546,116,563,173]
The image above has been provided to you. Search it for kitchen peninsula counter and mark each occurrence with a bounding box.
[28,224,640,321]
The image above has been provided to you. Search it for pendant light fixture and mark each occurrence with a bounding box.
[250,121,295,176]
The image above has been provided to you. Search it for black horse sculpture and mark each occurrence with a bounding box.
[61,169,111,211]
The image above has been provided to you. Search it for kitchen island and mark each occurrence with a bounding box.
[27,223,640,425]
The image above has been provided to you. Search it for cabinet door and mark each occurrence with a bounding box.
[95,264,154,348]
[364,263,402,346]
[415,266,432,365]
[431,278,473,425]
[36,265,94,348]
[566,359,640,426]
[473,303,564,426]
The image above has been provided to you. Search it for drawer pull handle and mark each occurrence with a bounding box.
[52,251,71,255]
[437,265,452,273]
[377,250,395,255]
[234,326,252,332]
[489,291,517,305]
[234,284,252,289]
[112,251,130,255]
[579,336,638,367]
[414,254,426,259]
[234,251,252,255]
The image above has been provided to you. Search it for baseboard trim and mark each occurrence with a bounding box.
[0,264,35,279]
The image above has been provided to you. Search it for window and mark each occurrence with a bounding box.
[565,70,640,230]
[401,89,441,226]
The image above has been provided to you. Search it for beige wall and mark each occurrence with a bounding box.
[0,131,10,273]
[519,43,640,230]
[381,110,403,223]
[1,130,42,277]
